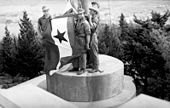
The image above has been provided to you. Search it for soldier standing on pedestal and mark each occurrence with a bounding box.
[72,8,91,75]
[88,2,103,73]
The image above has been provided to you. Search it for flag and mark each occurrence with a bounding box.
[44,0,79,73]
[63,0,78,14]
[51,15,80,71]
[51,18,72,58]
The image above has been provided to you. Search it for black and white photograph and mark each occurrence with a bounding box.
[0,0,170,108]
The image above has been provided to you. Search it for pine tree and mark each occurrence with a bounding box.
[123,11,168,99]
[119,13,128,30]
[134,10,170,30]
[119,13,130,42]
[16,11,44,78]
[151,10,170,28]
[98,23,122,58]
[1,26,14,74]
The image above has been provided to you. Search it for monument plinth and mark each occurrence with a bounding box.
[47,55,124,102]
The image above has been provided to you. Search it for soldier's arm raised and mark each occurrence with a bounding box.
[91,15,99,31]
[84,21,91,50]
[52,13,81,19]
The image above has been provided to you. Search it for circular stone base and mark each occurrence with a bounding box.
[47,55,124,102]
[71,75,136,108]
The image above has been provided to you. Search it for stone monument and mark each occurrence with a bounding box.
[47,55,124,102]
[0,1,136,108]
[46,0,132,104]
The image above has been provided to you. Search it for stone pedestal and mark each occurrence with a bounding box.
[47,55,124,102]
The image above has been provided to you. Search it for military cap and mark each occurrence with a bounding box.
[91,1,100,8]
[42,6,49,12]
[89,6,99,13]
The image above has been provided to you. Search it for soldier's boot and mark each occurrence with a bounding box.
[90,68,104,73]
[95,69,104,73]
[77,68,86,75]
[69,67,79,72]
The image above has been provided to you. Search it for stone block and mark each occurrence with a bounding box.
[0,84,78,108]
[0,91,19,108]
[118,94,170,108]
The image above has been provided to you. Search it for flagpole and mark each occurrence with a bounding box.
[52,0,90,20]
[79,0,89,15]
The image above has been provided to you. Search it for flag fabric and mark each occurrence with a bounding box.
[63,0,78,14]
[51,17,72,68]
[51,16,80,71]
[51,17,72,58]
[44,0,79,73]
[44,39,60,73]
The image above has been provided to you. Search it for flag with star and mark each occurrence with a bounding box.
[44,0,79,73]
[51,17,73,61]
[50,4,79,70]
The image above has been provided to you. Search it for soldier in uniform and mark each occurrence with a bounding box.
[38,6,59,74]
[72,8,91,75]
[88,3,102,73]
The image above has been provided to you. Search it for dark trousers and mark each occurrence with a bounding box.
[73,53,87,69]
[72,36,87,69]
[89,34,99,69]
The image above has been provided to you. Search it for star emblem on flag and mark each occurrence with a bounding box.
[54,29,68,43]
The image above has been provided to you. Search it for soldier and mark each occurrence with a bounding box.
[71,8,91,75]
[91,1,100,9]
[38,6,53,42]
[38,6,59,74]
[88,3,103,73]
